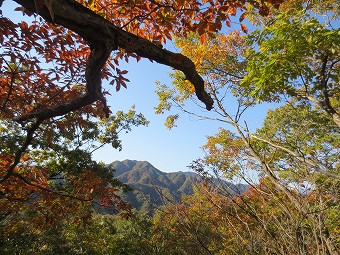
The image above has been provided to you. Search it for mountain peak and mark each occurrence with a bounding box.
[108,159,161,176]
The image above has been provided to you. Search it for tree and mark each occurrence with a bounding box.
[152,184,222,255]
[0,107,148,238]
[155,0,339,180]
[155,0,340,253]
[155,178,339,255]
[0,212,159,255]
[242,13,340,127]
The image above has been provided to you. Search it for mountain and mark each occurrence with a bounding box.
[107,160,248,212]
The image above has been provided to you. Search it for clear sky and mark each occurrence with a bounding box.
[93,59,223,172]
[93,56,275,172]
[2,1,277,173]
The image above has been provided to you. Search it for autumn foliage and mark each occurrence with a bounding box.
[11,0,340,254]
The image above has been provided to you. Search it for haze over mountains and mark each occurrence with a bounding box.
[108,160,248,212]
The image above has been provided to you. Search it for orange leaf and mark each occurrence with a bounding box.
[239,12,247,22]
[200,33,207,44]
[19,21,28,30]
[240,24,248,34]
[145,2,151,12]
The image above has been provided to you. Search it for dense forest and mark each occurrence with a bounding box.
[1,0,339,254]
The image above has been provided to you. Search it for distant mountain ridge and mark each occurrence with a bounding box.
[107,160,248,212]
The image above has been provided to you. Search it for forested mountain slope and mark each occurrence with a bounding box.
[108,160,248,211]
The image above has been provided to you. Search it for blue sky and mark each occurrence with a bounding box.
[95,56,275,172]
[95,59,222,172]
[2,1,276,173]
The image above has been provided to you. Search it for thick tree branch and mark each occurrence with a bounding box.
[16,44,112,121]
[13,0,214,112]
[2,44,112,180]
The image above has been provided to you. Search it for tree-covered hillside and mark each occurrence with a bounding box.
[109,160,248,212]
